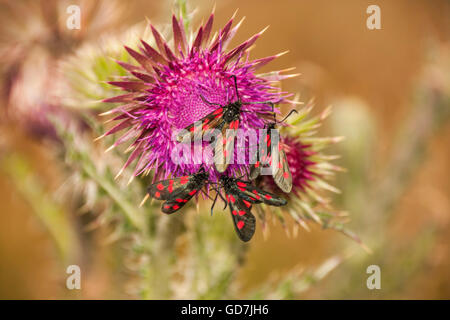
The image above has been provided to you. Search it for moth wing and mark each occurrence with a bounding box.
[237,179,287,207]
[249,163,261,180]
[161,189,196,214]
[227,191,256,242]
[214,119,239,173]
[160,175,207,214]
[147,178,178,200]
[250,130,272,179]
[233,179,264,204]
[176,107,225,142]
[273,146,292,193]
[147,175,195,200]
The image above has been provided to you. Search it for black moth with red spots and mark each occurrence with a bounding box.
[176,99,241,173]
[219,175,287,242]
[176,78,243,173]
[147,168,209,214]
[250,122,293,193]
[176,75,274,173]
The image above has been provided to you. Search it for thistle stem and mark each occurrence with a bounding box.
[0,153,81,264]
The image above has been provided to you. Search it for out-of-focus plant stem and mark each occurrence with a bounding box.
[54,117,146,232]
[149,214,186,299]
[0,153,81,264]
[248,254,346,299]
[366,84,450,235]
[81,156,145,231]
[326,44,450,298]
[54,115,198,299]
[174,0,191,31]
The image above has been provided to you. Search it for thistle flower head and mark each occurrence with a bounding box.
[103,12,294,181]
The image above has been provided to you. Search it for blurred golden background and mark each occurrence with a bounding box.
[0,0,449,299]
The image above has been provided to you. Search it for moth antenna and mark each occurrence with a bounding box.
[231,75,240,102]
[277,109,298,123]
[210,191,219,216]
[210,186,227,211]
[243,100,275,106]
[272,103,276,122]
[201,189,214,201]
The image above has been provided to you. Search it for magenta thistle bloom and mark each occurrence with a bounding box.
[101,12,295,182]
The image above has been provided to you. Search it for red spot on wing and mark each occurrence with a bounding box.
[230,120,239,129]
[229,195,236,203]
[189,189,197,196]
[238,210,246,216]
[155,192,161,198]
[232,210,238,216]
[157,183,164,190]
[237,182,247,187]
[176,198,184,203]
[180,176,189,184]
[237,221,245,229]
[213,108,223,115]
[265,194,272,200]
[173,205,179,210]
[243,200,251,208]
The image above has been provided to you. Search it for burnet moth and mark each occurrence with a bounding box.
[176,75,275,173]
[211,175,287,242]
[249,109,298,193]
[147,167,209,214]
